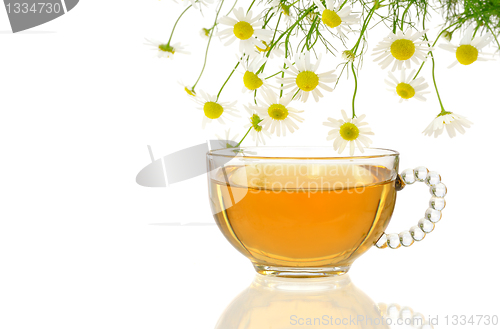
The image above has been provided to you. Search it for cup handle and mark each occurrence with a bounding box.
[375,166,447,249]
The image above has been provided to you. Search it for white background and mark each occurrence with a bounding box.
[1,1,499,328]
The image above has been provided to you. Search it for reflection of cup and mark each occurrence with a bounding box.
[215,274,389,329]
[207,147,447,277]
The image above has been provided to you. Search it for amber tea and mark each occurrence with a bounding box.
[209,163,396,276]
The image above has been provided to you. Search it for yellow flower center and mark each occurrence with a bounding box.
[243,71,263,90]
[339,122,360,141]
[233,21,254,40]
[250,114,263,132]
[322,9,342,28]
[281,4,290,16]
[268,104,289,120]
[184,87,196,96]
[456,44,478,65]
[390,39,415,61]
[158,44,175,54]
[296,71,319,91]
[203,102,223,119]
[255,41,270,52]
[396,82,415,99]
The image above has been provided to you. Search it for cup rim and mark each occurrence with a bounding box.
[208,146,399,160]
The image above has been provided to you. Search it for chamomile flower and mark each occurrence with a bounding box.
[178,81,196,96]
[439,25,493,68]
[243,105,271,145]
[192,90,240,128]
[215,129,240,148]
[441,31,453,42]
[323,110,374,155]
[200,27,211,40]
[254,41,285,59]
[144,39,189,59]
[218,8,274,55]
[422,112,473,138]
[238,55,273,95]
[306,11,319,24]
[276,52,337,102]
[269,0,294,25]
[342,50,356,62]
[373,29,433,71]
[384,69,430,102]
[250,91,304,137]
[313,0,360,38]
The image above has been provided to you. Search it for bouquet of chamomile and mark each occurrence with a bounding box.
[146,0,499,154]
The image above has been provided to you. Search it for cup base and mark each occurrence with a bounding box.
[253,264,351,278]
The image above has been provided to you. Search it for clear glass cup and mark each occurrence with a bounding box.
[207,147,445,277]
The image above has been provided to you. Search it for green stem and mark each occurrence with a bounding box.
[302,15,318,51]
[246,0,256,13]
[226,0,237,16]
[192,0,225,89]
[167,5,192,45]
[216,61,240,102]
[280,34,290,98]
[339,0,349,10]
[268,11,282,54]
[255,13,282,75]
[430,52,446,114]
[265,5,317,57]
[392,4,397,34]
[472,25,480,38]
[417,11,446,114]
[484,22,500,50]
[399,4,411,31]
[412,21,461,80]
[265,67,290,79]
[236,127,252,146]
[351,4,376,54]
[351,62,358,118]
[280,53,287,98]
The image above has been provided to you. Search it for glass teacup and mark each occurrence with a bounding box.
[207,147,447,277]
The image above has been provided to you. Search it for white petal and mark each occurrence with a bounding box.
[355,139,365,153]
[341,109,349,122]
[445,123,456,138]
[338,140,348,154]
[218,16,238,26]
